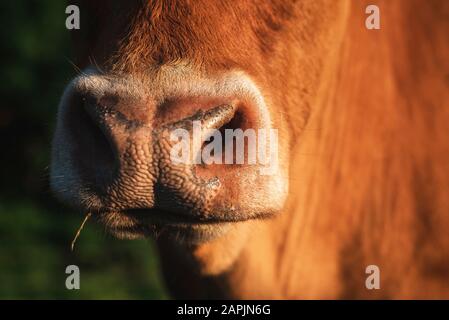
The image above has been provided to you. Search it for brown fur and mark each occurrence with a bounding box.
[61,0,449,298]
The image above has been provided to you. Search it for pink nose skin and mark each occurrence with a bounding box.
[51,69,287,235]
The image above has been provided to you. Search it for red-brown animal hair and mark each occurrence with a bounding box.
[63,0,449,298]
[158,0,449,299]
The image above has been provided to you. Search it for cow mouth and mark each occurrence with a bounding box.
[123,208,252,224]
[94,207,251,243]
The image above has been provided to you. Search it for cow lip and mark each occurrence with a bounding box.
[93,206,276,229]
[104,208,235,243]
[95,207,237,242]
[120,208,244,226]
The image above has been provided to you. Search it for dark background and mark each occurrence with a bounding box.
[0,1,167,299]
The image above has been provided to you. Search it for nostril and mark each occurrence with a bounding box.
[221,109,246,132]
[194,105,256,177]
[218,109,245,142]
[202,109,249,165]
[68,93,118,185]
[200,109,244,164]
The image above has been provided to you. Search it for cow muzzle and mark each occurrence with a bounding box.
[51,69,288,241]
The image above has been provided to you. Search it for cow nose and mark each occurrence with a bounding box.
[82,94,153,173]
[75,91,239,214]
[69,92,157,209]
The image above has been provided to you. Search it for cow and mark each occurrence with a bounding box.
[51,0,449,298]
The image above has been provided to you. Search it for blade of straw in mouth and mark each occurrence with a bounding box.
[71,212,92,251]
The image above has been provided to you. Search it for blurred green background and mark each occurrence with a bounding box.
[0,1,168,299]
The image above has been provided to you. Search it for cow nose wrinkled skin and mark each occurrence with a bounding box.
[51,68,288,240]
[83,93,235,216]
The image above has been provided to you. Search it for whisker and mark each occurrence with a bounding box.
[65,56,83,75]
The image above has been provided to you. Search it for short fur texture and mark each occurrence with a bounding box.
[53,0,449,298]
